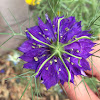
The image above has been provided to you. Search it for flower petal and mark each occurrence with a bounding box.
[38,17,55,41]
[18,40,33,53]
[23,61,38,70]
[80,58,91,70]
[19,48,47,62]
[27,26,50,45]
[64,42,81,51]
[40,62,59,89]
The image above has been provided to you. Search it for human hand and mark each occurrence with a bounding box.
[61,40,100,100]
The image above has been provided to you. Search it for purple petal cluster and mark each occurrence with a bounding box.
[18,15,95,89]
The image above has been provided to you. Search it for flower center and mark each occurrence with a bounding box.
[50,42,64,56]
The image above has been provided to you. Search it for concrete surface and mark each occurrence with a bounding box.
[0,0,35,56]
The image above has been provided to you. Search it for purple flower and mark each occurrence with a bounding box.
[0,69,5,73]
[18,15,95,89]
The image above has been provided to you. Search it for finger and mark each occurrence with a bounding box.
[62,76,99,100]
[86,40,100,80]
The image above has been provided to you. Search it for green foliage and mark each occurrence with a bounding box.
[84,77,100,92]
[33,0,100,36]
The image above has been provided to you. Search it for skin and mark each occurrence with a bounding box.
[61,40,100,100]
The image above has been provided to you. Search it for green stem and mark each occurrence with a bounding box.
[31,52,56,77]
[27,31,55,49]
[0,13,15,34]
[19,79,32,100]
[62,36,91,47]
[58,53,71,88]
[8,9,21,33]
[92,54,100,58]
[57,17,64,46]
[62,50,82,59]
[0,33,26,36]
[0,35,14,48]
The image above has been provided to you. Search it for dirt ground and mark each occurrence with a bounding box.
[0,52,69,100]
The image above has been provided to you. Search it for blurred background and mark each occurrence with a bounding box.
[0,0,100,100]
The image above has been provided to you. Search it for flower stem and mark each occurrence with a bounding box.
[27,31,55,49]
[31,52,56,77]
[62,36,91,47]
[62,50,82,59]
[0,33,26,36]
[57,17,64,46]
[58,53,71,88]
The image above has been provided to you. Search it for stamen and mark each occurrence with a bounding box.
[34,57,38,61]
[76,50,80,53]
[44,29,48,31]
[54,32,57,34]
[50,39,53,43]
[59,68,61,71]
[73,35,76,39]
[71,49,73,51]
[46,67,48,70]
[47,37,49,40]
[43,35,45,37]
[67,57,70,62]
[65,27,69,31]
[39,32,41,34]
[33,43,36,45]
[71,62,74,65]
[54,59,57,62]
[38,45,42,48]
[42,54,46,57]
[32,46,35,48]
[61,36,63,38]
[53,25,55,28]
[50,60,53,65]
[57,71,59,74]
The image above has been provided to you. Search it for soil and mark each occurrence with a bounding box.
[0,52,69,100]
